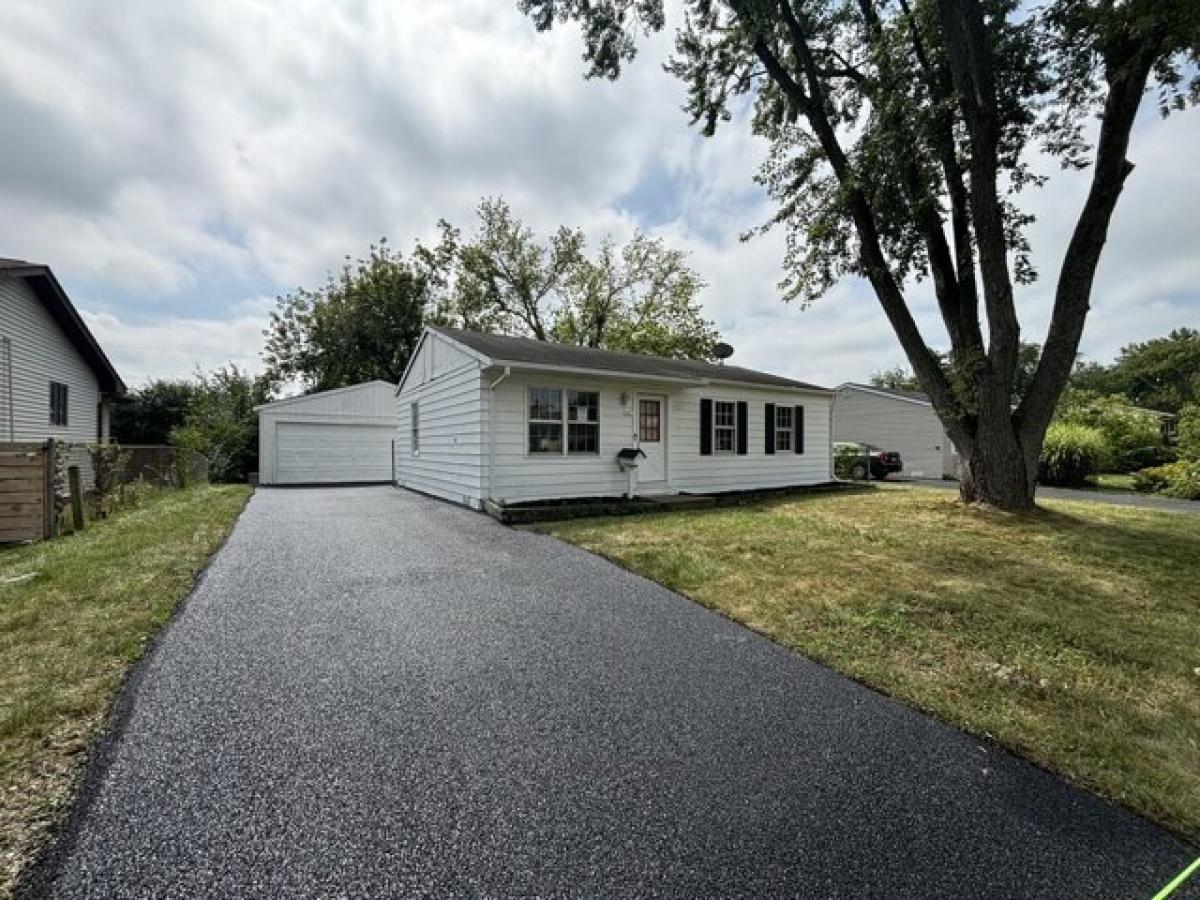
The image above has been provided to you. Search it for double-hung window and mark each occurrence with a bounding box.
[528,387,599,455]
[713,400,736,454]
[49,382,68,427]
[775,405,793,452]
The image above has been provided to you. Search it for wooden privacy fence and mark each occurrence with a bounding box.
[0,442,50,543]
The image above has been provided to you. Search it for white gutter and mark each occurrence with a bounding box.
[486,359,833,395]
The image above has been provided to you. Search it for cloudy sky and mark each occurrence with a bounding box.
[1,0,1196,390]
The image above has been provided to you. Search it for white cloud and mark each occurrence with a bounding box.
[0,0,1196,388]
[82,310,267,386]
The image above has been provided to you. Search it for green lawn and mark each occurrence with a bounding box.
[0,485,251,896]
[1084,473,1138,494]
[539,486,1200,845]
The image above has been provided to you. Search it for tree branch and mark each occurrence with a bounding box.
[1018,45,1156,445]
[936,0,1020,396]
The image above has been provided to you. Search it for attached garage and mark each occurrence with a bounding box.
[256,381,397,486]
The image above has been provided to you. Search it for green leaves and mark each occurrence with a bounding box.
[263,240,441,391]
[445,198,721,359]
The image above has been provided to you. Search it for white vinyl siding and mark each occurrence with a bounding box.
[395,333,486,508]
[0,275,102,446]
[0,274,105,489]
[257,381,397,485]
[832,386,955,479]
[489,373,832,503]
[670,386,831,493]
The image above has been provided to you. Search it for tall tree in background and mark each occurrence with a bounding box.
[521,0,1198,508]
[442,198,720,359]
[111,379,198,445]
[264,240,445,391]
[170,366,272,483]
[1072,327,1200,413]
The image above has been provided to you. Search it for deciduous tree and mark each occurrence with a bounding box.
[520,0,1199,508]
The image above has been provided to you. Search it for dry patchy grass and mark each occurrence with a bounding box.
[0,485,251,896]
[540,486,1200,845]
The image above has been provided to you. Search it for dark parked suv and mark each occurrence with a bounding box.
[834,442,904,480]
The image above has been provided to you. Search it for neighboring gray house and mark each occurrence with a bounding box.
[0,258,125,485]
[255,381,397,485]
[394,326,834,510]
[833,383,959,479]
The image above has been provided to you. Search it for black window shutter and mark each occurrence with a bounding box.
[795,405,805,454]
[764,403,775,454]
[699,398,713,456]
[736,401,748,455]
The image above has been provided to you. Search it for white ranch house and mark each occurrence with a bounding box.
[395,326,833,510]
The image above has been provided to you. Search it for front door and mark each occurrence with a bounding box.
[636,395,667,485]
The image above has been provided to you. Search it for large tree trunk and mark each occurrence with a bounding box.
[956,411,1037,510]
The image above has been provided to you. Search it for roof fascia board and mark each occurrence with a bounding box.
[837,382,932,407]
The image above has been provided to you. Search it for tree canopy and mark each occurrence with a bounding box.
[439,198,720,359]
[264,241,445,391]
[520,0,1199,508]
[1071,327,1200,413]
[111,379,198,445]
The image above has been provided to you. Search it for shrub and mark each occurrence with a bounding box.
[1178,404,1200,461]
[1057,391,1164,472]
[1117,444,1177,473]
[1039,423,1105,486]
[1132,461,1200,500]
[834,443,869,480]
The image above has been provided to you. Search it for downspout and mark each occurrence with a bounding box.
[487,366,511,507]
[828,390,838,481]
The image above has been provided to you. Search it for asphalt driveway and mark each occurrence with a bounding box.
[29,487,1196,898]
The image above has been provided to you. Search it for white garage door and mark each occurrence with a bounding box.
[274,422,393,484]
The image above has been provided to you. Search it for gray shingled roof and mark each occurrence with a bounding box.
[430,326,830,392]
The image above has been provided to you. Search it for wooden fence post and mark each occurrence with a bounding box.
[44,438,56,539]
[68,465,85,532]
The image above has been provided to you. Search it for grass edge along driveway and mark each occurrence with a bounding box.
[0,485,252,898]
[538,486,1200,848]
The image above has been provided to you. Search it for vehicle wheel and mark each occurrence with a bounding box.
[872,472,888,480]
[850,462,869,480]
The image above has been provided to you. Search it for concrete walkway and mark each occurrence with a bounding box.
[29,487,1196,898]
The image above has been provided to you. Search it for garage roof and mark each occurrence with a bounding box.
[254,380,396,412]
[430,326,830,392]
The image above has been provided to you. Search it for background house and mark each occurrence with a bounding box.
[832,382,959,480]
[0,258,125,486]
[394,326,833,509]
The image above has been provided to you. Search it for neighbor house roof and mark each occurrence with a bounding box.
[428,326,830,392]
[0,257,125,394]
[837,382,932,406]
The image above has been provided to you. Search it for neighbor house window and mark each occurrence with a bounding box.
[49,382,68,427]
[713,400,736,454]
[775,405,793,452]
[410,401,419,454]
[528,387,599,455]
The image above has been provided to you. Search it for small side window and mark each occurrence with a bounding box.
[49,382,69,427]
[410,401,419,455]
